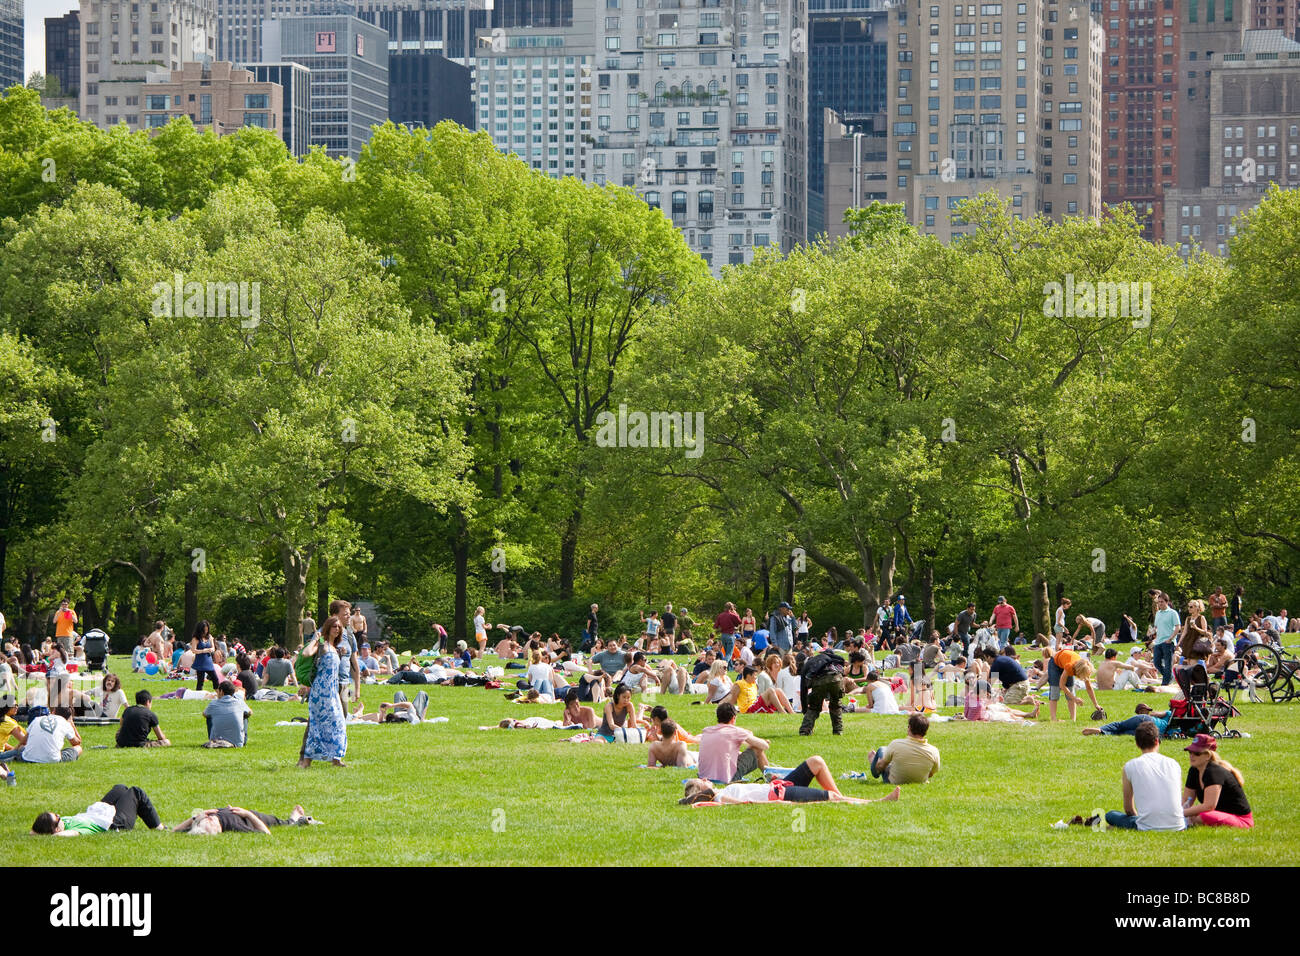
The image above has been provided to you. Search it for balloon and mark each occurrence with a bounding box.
[145,652,158,664]
[145,664,159,675]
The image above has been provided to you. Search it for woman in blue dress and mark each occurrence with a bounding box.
[190,621,220,692]
[298,617,348,769]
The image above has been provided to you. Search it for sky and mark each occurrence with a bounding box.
[25,0,78,81]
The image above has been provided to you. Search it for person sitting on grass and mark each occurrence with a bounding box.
[656,657,692,695]
[1103,720,1186,831]
[1181,734,1253,829]
[869,713,940,785]
[0,701,27,784]
[203,680,251,748]
[562,688,599,729]
[116,690,171,748]
[31,784,167,835]
[647,720,699,768]
[1096,648,1144,691]
[680,757,902,805]
[173,805,322,834]
[350,690,429,723]
[0,706,82,765]
[1047,645,1099,722]
[595,684,646,742]
[751,653,796,713]
[697,702,769,783]
[1082,701,1172,738]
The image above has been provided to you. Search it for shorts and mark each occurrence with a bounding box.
[1046,661,1072,701]
[746,700,776,714]
[1002,681,1031,704]
[731,748,760,783]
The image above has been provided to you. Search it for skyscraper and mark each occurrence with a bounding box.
[0,0,23,91]
[46,10,82,99]
[388,49,472,129]
[262,13,389,157]
[806,0,887,237]
[884,0,1102,240]
[244,60,313,154]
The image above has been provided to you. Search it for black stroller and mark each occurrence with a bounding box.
[1168,663,1242,738]
[82,629,110,672]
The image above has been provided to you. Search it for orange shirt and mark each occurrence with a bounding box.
[1053,649,1080,674]
[55,609,77,638]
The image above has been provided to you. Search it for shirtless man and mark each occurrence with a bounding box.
[647,721,698,768]
[562,689,598,728]
[1097,648,1143,691]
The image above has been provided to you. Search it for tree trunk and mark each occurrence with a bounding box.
[784,557,795,606]
[20,565,39,643]
[920,562,935,638]
[135,549,163,635]
[281,545,309,650]
[452,515,469,643]
[184,563,199,648]
[558,505,581,599]
[1032,571,1051,639]
[317,552,330,624]
[759,553,770,609]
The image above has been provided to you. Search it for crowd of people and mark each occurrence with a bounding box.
[1,585,1286,832]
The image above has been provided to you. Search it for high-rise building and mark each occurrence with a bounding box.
[262,14,389,157]
[46,10,82,99]
[79,0,218,131]
[471,4,594,178]
[822,105,888,239]
[140,59,284,135]
[807,0,887,237]
[244,61,312,154]
[389,49,472,129]
[884,0,1102,241]
[1096,0,1180,241]
[474,0,808,272]
[1245,0,1298,37]
[1177,0,1245,191]
[1164,29,1300,254]
[0,0,23,91]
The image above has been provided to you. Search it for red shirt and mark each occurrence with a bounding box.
[991,604,1017,628]
[713,611,742,635]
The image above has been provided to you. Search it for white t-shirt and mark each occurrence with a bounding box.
[473,615,486,639]
[100,688,128,719]
[775,669,801,708]
[23,714,76,763]
[526,663,552,687]
[870,683,902,714]
[717,782,773,803]
[1124,751,1187,831]
[738,646,755,666]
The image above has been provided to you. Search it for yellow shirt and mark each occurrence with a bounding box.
[735,679,758,713]
[0,715,18,749]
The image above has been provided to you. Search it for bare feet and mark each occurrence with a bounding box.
[331,758,347,767]
[297,758,311,769]
[881,786,901,802]
[1030,701,1042,719]
[1081,727,1101,735]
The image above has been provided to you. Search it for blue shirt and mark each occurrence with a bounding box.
[892,605,912,626]
[1153,607,1181,645]
[752,630,769,652]
[336,629,357,683]
[204,695,250,747]
[990,655,1029,687]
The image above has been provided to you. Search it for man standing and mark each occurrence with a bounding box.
[331,599,361,705]
[767,602,794,655]
[1103,720,1186,831]
[954,602,977,658]
[713,602,742,662]
[1151,594,1181,686]
[53,599,78,658]
[889,595,913,645]
[584,603,599,650]
[660,603,677,653]
[1208,587,1229,629]
[798,645,846,736]
[990,596,1018,649]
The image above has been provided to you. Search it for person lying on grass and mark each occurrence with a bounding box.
[1081,701,1172,737]
[680,757,902,805]
[173,805,322,834]
[562,688,599,729]
[31,784,168,835]
[350,690,429,723]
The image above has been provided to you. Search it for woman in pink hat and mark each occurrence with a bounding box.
[1182,734,1254,829]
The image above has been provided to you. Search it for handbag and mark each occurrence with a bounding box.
[294,648,317,687]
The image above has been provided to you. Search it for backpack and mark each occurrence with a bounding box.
[803,650,844,681]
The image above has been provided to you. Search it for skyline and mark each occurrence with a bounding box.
[24,0,72,82]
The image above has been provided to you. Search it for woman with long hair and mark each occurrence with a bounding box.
[190,621,220,692]
[1182,735,1253,828]
[298,617,348,769]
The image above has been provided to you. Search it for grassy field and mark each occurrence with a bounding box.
[5,647,1296,866]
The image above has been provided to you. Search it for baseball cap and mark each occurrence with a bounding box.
[778,602,792,609]
[1184,733,1218,754]
[361,643,370,648]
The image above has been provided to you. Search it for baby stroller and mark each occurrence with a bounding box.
[82,629,110,672]
[1168,663,1241,738]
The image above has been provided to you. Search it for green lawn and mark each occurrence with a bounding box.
[5,649,1295,866]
